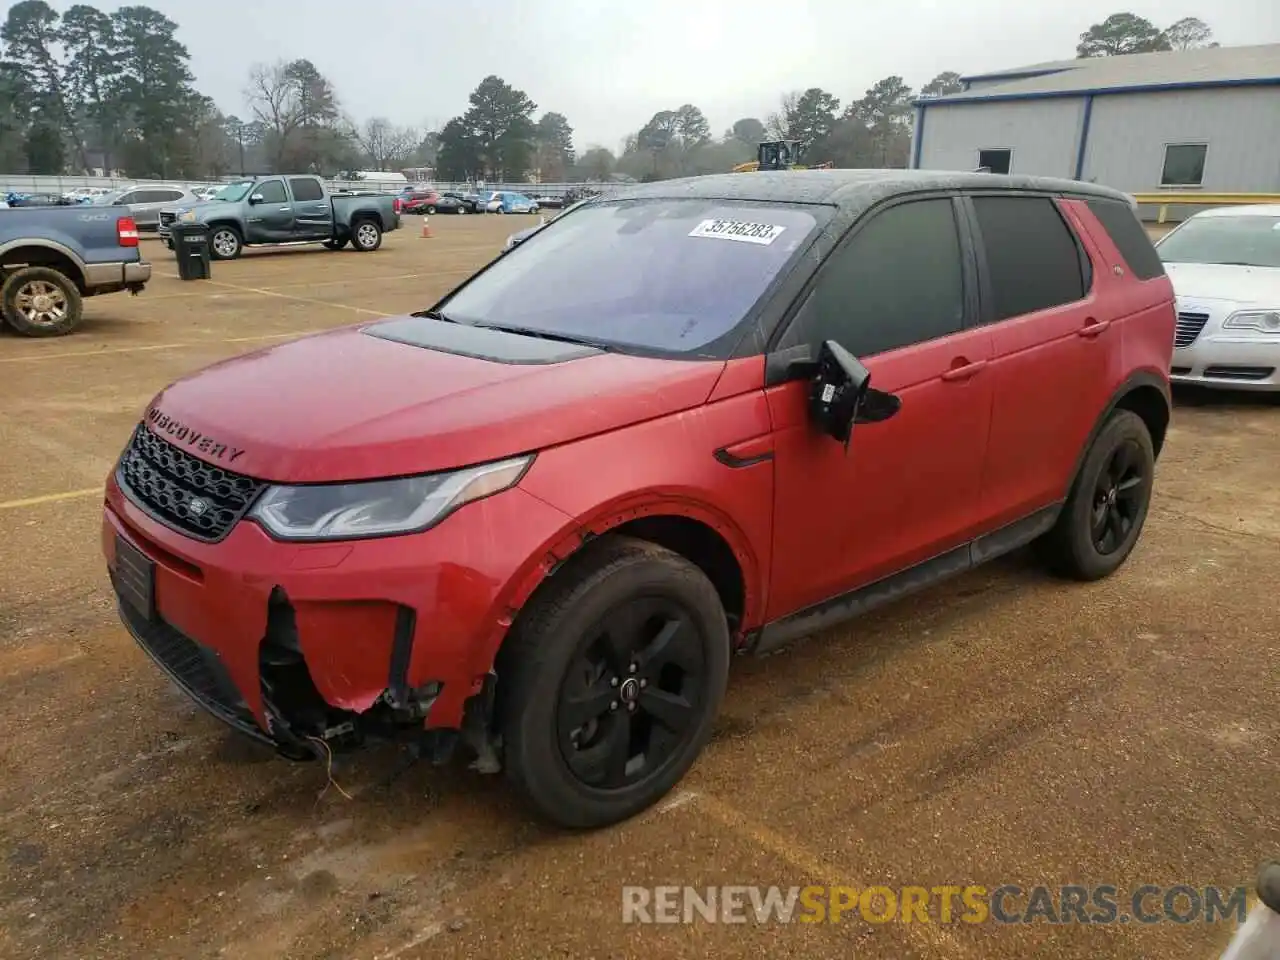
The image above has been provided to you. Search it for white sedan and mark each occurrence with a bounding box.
[1157,205,1280,391]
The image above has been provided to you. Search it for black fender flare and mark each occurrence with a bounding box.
[1062,370,1171,500]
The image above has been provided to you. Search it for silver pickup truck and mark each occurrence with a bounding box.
[158,175,400,260]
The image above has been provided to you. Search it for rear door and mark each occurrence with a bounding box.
[766,195,995,618]
[246,179,293,241]
[961,193,1108,529]
[288,177,333,239]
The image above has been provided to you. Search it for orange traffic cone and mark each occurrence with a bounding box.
[420,217,432,239]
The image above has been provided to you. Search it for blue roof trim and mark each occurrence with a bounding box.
[913,75,1280,107]
[957,67,1076,84]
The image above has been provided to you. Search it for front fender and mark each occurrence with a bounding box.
[515,391,775,632]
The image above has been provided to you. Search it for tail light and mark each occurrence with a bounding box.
[116,216,139,247]
[393,198,403,214]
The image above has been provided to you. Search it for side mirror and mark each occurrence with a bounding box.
[249,193,264,204]
[807,340,900,448]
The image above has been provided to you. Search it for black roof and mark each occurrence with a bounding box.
[609,169,1131,214]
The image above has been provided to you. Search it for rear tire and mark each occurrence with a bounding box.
[498,536,730,829]
[351,219,382,252]
[1,266,83,337]
[425,205,437,215]
[1035,409,1155,581]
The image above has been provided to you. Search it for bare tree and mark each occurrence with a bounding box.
[244,61,302,169]
[765,92,801,140]
[350,116,418,170]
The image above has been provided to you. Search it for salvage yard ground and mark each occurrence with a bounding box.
[1,216,1278,960]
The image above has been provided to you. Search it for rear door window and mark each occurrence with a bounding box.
[289,178,324,202]
[1086,199,1165,280]
[970,196,1086,322]
[791,197,967,357]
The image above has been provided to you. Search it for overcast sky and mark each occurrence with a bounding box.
[45,0,1280,153]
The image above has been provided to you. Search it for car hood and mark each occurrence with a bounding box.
[142,317,726,483]
[1163,262,1280,308]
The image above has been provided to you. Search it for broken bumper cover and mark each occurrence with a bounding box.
[102,474,573,749]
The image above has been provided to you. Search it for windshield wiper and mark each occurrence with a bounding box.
[468,322,611,350]
[415,308,462,323]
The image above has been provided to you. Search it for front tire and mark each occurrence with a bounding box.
[498,537,730,829]
[1,266,83,337]
[1035,409,1155,581]
[351,218,382,252]
[209,226,243,261]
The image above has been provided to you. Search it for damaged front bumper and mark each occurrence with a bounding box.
[101,473,573,761]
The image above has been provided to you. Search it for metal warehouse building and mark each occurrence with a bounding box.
[910,44,1280,198]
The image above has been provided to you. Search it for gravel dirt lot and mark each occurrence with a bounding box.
[1,215,1277,960]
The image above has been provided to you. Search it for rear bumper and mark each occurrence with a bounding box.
[82,259,151,293]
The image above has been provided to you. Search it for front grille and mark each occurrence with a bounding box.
[1203,365,1275,381]
[1174,311,1209,348]
[116,424,265,542]
[114,587,268,743]
[158,211,176,226]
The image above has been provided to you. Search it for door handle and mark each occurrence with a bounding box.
[1078,317,1111,338]
[941,358,988,381]
[278,206,291,212]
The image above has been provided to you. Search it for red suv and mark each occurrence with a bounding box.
[103,171,1174,828]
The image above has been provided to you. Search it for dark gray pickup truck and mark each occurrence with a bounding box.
[158,174,401,260]
[0,206,150,336]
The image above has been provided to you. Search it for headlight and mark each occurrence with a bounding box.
[1223,310,1280,334]
[249,455,533,541]
[178,209,195,222]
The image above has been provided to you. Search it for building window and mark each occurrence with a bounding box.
[1161,143,1207,187]
[977,148,1012,174]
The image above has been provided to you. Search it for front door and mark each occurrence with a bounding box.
[246,179,294,242]
[766,196,994,620]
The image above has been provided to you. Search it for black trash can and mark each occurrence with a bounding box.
[172,223,211,281]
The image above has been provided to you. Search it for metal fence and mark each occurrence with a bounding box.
[0,173,625,199]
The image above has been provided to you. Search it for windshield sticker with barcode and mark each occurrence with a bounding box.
[688,219,786,245]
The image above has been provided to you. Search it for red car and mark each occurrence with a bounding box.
[394,188,440,215]
[103,171,1174,828]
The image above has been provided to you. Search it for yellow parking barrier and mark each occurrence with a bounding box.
[1131,193,1280,224]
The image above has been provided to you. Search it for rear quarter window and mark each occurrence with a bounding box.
[1086,199,1165,280]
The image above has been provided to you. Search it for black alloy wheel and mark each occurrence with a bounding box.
[498,536,730,829]
[557,597,705,789]
[1090,439,1146,555]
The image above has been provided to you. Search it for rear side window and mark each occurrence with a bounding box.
[289,178,324,202]
[971,196,1086,322]
[1086,199,1165,280]
[799,198,966,357]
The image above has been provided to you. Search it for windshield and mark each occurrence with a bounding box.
[1157,215,1280,268]
[210,180,255,202]
[94,190,126,205]
[440,199,823,355]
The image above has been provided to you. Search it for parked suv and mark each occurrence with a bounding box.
[102,171,1174,829]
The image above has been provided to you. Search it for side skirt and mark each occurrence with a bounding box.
[746,503,1062,656]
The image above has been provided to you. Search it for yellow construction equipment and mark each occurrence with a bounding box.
[733,140,834,173]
